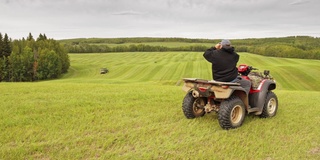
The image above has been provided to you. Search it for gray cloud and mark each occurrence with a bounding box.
[290,0,310,5]
[0,0,319,39]
[112,11,146,16]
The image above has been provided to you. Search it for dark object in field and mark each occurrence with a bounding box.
[100,68,109,74]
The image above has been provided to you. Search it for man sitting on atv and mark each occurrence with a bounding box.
[203,39,251,94]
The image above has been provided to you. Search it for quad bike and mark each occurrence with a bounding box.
[182,64,278,129]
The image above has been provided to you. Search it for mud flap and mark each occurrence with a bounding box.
[229,86,250,111]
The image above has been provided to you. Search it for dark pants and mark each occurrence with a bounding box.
[238,78,251,94]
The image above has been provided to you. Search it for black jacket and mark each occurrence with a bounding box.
[203,46,239,82]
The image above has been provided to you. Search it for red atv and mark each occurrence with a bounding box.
[182,64,278,129]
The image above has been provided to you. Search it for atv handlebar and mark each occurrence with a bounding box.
[247,66,258,70]
[238,64,258,76]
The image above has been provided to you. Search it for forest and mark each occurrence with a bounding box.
[61,36,320,60]
[0,33,70,82]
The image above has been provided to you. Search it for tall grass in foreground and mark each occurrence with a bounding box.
[1,52,320,159]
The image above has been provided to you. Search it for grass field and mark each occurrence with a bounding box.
[1,52,320,159]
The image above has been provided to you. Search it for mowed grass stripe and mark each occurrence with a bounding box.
[278,66,318,90]
[271,67,300,90]
[109,64,147,81]
[157,63,180,81]
[138,65,163,81]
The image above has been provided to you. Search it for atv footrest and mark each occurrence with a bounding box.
[248,107,260,112]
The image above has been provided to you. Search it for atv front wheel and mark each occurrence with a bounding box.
[182,92,206,118]
[260,91,278,118]
[218,96,246,129]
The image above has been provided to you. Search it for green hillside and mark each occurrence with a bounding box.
[63,52,320,91]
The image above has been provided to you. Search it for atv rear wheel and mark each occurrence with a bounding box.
[218,96,246,129]
[260,91,278,118]
[182,92,205,118]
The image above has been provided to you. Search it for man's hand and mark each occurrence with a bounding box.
[215,43,222,50]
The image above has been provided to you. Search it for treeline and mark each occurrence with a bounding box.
[0,33,70,82]
[61,36,320,60]
[59,37,213,44]
[233,36,320,59]
[64,43,208,53]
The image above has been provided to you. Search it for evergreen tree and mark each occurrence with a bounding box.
[3,33,12,57]
[27,32,34,41]
[0,33,3,57]
[37,33,44,41]
[0,56,8,81]
[0,56,4,81]
[43,34,47,40]
[37,33,48,41]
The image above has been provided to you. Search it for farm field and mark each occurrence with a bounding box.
[1,52,320,159]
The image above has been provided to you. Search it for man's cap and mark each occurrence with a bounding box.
[221,39,231,47]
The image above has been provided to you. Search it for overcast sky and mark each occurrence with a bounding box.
[1,0,319,40]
